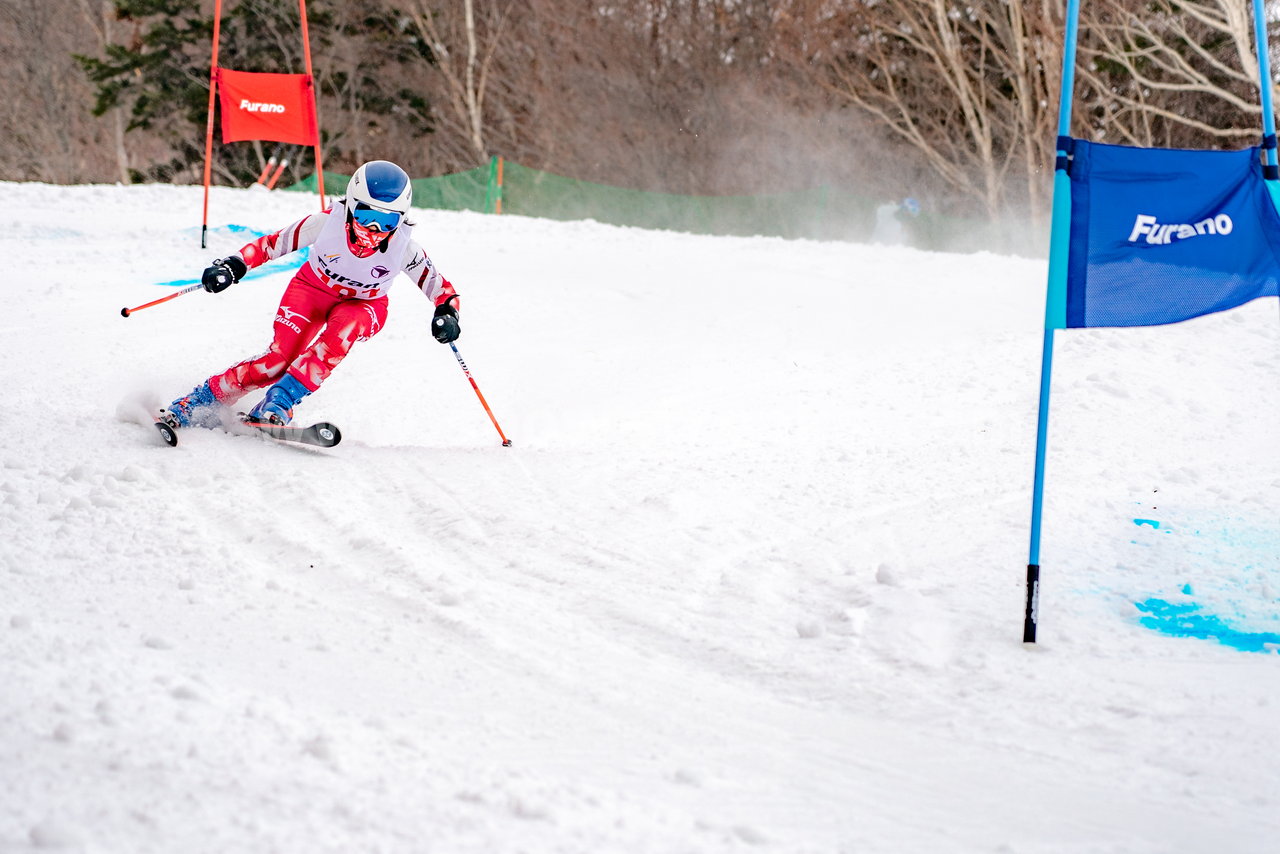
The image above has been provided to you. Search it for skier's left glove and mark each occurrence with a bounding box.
[432,300,461,344]
[201,256,247,294]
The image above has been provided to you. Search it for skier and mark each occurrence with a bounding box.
[161,160,460,430]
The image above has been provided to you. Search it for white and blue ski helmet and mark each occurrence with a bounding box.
[347,160,412,216]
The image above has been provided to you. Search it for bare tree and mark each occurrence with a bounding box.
[74,0,133,183]
[0,0,146,183]
[509,0,863,196]
[1075,0,1262,147]
[777,0,1061,223]
[403,0,516,164]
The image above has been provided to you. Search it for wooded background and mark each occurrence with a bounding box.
[0,0,1268,225]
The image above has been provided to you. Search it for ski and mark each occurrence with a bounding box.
[237,417,342,448]
[151,413,341,449]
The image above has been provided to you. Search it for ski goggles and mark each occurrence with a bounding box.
[351,202,402,232]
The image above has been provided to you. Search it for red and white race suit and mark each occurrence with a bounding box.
[204,199,458,404]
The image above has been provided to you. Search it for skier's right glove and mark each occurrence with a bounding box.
[201,256,247,294]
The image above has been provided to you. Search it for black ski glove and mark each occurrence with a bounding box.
[201,256,247,294]
[432,300,461,344]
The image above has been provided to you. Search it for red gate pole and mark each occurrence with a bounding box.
[266,157,289,190]
[298,0,325,207]
[253,155,276,186]
[200,0,225,248]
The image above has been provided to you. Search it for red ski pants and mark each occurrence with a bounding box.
[207,274,388,404]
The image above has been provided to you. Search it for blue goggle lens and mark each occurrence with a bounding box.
[352,203,401,232]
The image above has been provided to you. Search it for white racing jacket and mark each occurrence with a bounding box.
[234,199,458,309]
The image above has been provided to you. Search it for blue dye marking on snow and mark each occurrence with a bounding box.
[1135,598,1280,654]
[156,225,308,288]
[1134,518,1161,529]
[154,276,202,288]
[180,223,263,240]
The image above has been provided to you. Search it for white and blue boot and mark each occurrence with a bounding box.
[162,380,221,428]
[246,373,311,426]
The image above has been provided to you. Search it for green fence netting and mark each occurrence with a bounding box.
[286,159,995,250]
[290,166,491,214]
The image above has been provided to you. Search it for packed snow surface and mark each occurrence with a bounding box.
[2,182,1278,853]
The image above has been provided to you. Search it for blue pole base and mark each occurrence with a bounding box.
[1023,564,1040,643]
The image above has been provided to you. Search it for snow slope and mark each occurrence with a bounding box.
[1,182,1278,853]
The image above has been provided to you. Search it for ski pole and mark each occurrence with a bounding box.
[265,157,289,190]
[449,342,512,447]
[253,155,276,186]
[120,283,203,317]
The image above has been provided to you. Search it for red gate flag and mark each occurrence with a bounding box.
[217,69,318,145]
[201,0,327,247]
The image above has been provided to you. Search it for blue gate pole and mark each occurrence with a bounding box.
[1025,0,1082,644]
[1253,0,1277,151]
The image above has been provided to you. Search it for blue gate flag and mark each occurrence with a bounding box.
[1058,140,1280,328]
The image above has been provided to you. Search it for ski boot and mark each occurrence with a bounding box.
[163,380,221,429]
[246,373,311,426]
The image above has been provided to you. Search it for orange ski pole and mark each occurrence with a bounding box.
[120,283,203,317]
[449,342,512,447]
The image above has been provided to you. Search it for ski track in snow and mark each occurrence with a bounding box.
[1,182,1278,853]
